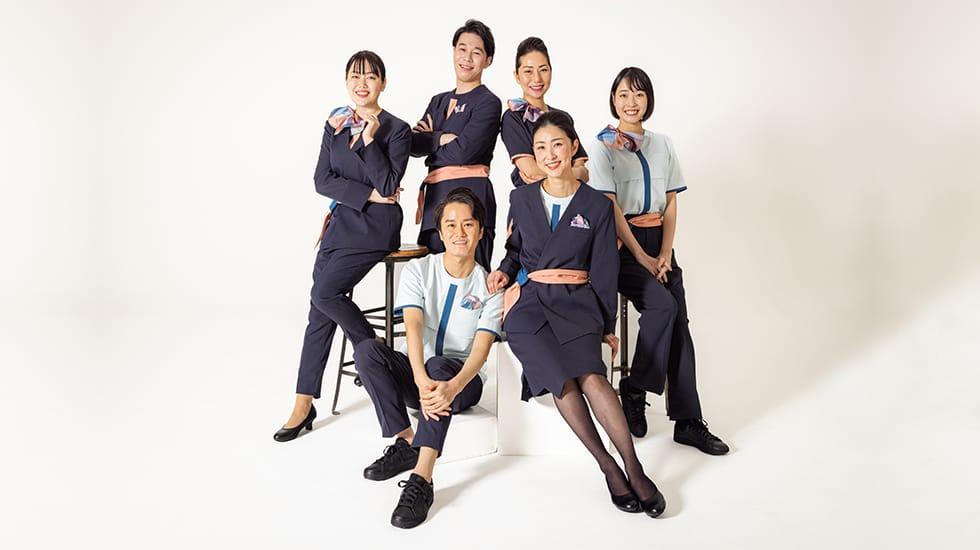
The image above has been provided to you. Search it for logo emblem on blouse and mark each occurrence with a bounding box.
[454,103,467,114]
[459,293,484,310]
[570,214,591,229]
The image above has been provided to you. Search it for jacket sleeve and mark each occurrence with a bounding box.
[313,124,374,211]
[497,198,523,283]
[589,201,619,334]
[500,110,532,160]
[428,95,502,165]
[410,96,441,157]
[355,122,411,197]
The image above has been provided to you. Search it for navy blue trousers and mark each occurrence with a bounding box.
[295,247,388,398]
[619,225,702,420]
[353,339,483,452]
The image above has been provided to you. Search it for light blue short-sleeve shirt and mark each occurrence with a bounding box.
[394,254,502,374]
[587,130,687,216]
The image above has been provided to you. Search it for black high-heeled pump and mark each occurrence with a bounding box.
[273,404,316,442]
[639,486,667,518]
[606,479,641,513]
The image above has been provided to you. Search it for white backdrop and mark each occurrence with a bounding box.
[2,1,979,548]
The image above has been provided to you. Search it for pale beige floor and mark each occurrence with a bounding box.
[3,275,978,549]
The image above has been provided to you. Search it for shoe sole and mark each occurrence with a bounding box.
[614,504,642,513]
[364,468,412,482]
[363,461,417,482]
[272,421,315,442]
[673,436,729,455]
[391,513,428,529]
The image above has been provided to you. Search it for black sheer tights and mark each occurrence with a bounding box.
[552,373,658,501]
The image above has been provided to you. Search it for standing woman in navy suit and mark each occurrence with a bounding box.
[487,111,667,517]
[499,36,589,187]
[274,51,411,442]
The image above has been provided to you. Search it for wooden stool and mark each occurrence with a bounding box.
[610,294,630,389]
[330,244,429,415]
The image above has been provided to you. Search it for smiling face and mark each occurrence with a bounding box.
[453,32,492,83]
[438,201,484,261]
[514,50,551,100]
[533,124,579,179]
[346,65,385,107]
[613,78,648,125]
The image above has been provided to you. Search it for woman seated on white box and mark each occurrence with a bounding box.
[487,111,667,518]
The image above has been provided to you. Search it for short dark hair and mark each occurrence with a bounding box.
[452,19,495,59]
[530,110,580,147]
[609,66,655,121]
[515,36,550,70]
[345,50,386,81]
[434,187,487,229]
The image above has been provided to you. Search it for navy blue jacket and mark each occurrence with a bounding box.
[410,84,502,168]
[314,109,410,252]
[498,182,619,341]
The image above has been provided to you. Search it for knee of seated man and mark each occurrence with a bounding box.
[424,356,459,381]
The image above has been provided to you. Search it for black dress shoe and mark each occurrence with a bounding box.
[619,377,648,438]
[364,438,419,481]
[273,404,316,442]
[606,479,641,513]
[640,485,667,518]
[674,418,730,455]
[390,473,433,529]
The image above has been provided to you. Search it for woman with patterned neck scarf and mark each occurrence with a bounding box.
[500,36,589,187]
[586,67,730,455]
[273,51,411,443]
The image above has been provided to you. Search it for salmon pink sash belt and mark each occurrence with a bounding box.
[502,268,588,321]
[616,212,663,249]
[415,165,491,224]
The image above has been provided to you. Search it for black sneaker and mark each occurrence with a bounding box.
[390,473,433,529]
[673,419,729,455]
[363,438,419,481]
[619,377,648,438]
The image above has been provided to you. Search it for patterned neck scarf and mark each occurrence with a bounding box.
[596,125,643,152]
[327,106,365,137]
[507,98,545,123]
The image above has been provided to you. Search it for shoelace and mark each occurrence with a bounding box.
[377,443,405,464]
[688,419,721,442]
[625,392,649,420]
[396,479,426,507]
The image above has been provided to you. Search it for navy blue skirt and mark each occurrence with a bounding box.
[508,323,606,401]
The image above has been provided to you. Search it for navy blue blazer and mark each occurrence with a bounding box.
[498,182,619,342]
[409,84,502,168]
[500,104,588,187]
[313,109,410,252]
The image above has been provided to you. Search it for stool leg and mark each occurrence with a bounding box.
[385,260,395,346]
[620,295,630,379]
[331,289,353,415]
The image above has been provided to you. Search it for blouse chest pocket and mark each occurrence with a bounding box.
[647,152,670,180]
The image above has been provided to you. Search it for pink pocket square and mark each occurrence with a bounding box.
[570,214,590,229]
